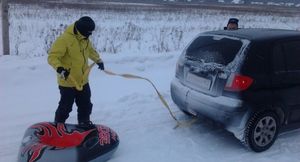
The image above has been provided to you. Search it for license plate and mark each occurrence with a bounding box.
[186,73,211,90]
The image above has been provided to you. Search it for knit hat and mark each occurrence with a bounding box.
[75,16,95,37]
[227,18,239,25]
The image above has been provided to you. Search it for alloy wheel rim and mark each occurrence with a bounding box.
[253,116,277,147]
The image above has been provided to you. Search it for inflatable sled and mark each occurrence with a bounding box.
[18,122,119,162]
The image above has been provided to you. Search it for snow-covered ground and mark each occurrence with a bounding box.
[1,3,300,162]
[1,52,300,162]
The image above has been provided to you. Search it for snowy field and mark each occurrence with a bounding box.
[8,4,300,57]
[1,3,300,162]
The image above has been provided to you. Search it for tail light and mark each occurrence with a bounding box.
[224,73,253,91]
[175,52,186,79]
[175,62,184,79]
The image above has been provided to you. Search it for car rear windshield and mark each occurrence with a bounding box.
[186,35,243,66]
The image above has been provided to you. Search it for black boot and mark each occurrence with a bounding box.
[78,121,95,129]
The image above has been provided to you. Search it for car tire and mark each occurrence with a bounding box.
[242,111,279,152]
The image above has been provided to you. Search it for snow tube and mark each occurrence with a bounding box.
[18,122,119,162]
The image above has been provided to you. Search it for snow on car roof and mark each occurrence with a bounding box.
[205,28,300,41]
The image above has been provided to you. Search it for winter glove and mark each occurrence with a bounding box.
[97,62,105,70]
[56,67,70,80]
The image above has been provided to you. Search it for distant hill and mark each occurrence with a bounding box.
[97,0,300,7]
[8,0,300,7]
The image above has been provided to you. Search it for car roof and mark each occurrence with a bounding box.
[204,28,300,42]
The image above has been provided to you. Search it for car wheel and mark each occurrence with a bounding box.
[242,111,279,152]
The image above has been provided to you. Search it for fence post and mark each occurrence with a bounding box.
[1,0,9,55]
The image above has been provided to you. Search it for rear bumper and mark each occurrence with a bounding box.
[171,78,251,140]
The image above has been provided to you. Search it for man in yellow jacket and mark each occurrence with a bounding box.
[48,16,104,128]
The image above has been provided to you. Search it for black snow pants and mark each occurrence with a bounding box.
[54,83,93,123]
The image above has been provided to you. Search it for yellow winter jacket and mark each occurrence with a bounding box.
[48,23,101,87]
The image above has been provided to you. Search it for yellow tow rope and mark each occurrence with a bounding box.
[67,62,96,91]
[67,63,198,128]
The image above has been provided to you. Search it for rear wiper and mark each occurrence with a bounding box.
[185,55,197,61]
[186,56,205,64]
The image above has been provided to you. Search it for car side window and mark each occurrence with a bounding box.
[272,44,285,73]
[243,44,269,74]
[283,40,300,71]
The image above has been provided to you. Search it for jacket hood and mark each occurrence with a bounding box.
[65,23,86,40]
